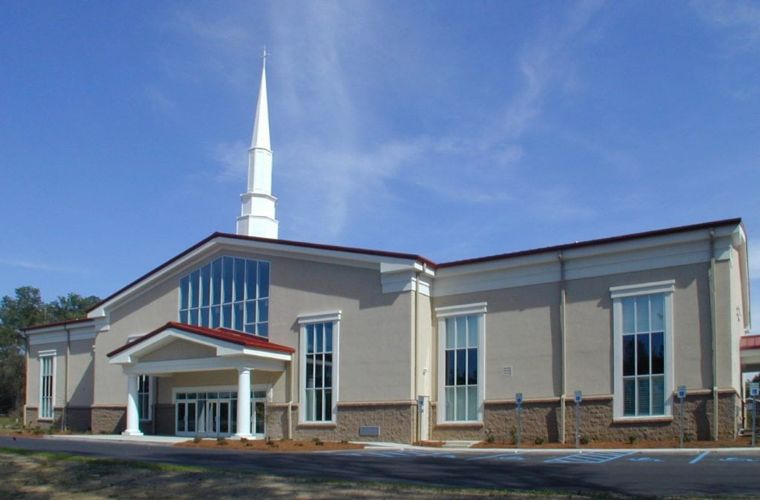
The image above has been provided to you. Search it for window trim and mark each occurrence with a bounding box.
[298,311,341,425]
[435,303,486,425]
[38,350,56,421]
[611,281,675,421]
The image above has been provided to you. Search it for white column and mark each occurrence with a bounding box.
[235,367,252,438]
[122,374,143,436]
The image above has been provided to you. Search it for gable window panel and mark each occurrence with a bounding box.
[178,256,270,337]
[611,281,674,420]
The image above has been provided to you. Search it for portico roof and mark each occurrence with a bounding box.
[741,334,760,373]
[107,322,294,369]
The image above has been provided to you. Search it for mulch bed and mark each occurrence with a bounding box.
[175,438,365,452]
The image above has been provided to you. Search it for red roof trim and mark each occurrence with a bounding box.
[89,218,742,314]
[106,321,295,358]
[740,335,760,350]
[24,317,95,332]
[437,218,743,269]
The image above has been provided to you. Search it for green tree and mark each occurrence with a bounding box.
[0,287,100,413]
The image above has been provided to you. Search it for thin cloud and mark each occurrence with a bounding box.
[0,258,83,273]
[691,0,760,49]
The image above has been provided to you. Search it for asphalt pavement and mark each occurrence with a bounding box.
[2,436,759,497]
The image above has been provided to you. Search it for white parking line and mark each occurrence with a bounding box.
[689,451,710,464]
[466,452,522,462]
[545,451,635,464]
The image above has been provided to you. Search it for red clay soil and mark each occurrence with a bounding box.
[175,438,365,452]
[473,435,756,449]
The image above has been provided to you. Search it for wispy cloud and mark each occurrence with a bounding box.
[173,1,606,239]
[691,0,760,50]
[0,258,83,273]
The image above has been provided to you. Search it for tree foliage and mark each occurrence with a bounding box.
[0,287,100,413]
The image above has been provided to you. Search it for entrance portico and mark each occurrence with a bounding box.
[108,322,294,438]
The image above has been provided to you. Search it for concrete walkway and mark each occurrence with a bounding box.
[47,434,189,445]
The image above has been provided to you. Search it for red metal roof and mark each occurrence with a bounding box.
[740,335,760,350]
[106,321,295,358]
[23,317,95,332]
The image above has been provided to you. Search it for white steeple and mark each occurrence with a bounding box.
[237,50,279,239]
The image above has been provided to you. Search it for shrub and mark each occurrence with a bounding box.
[313,437,324,446]
[509,426,517,444]
[485,428,495,444]
[628,435,638,445]
[580,436,590,445]
[216,437,227,446]
[534,437,545,445]
[193,435,202,443]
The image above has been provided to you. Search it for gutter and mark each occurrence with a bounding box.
[558,251,567,443]
[413,270,420,443]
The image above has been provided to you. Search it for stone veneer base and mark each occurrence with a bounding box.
[429,392,741,443]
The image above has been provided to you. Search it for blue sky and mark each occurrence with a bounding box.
[1,1,759,327]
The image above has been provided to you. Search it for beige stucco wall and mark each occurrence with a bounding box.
[26,338,94,411]
[139,339,216,362]
[431,262,715,404]
[95,248,414,406]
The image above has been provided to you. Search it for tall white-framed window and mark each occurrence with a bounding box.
[138,375,153,422]
[611,280,674,420]
[39,351,56,420]
[435,303,486,424]
[298,312,340,424]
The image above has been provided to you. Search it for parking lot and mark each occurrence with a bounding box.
[2,436,759,497]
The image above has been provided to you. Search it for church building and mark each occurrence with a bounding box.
[22,59,757,444]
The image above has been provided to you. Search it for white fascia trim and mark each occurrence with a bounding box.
[241,347,292,361]
[125,356,286,375]
[90,235,425,317]
[298,311,342,325]
[38,349,57,357]
[435,302,488,318]
[610,280,676,299]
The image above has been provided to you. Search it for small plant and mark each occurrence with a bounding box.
[509,425,517,444]
[485,428,495,444]
[313,437,324,446]
[240,437,248,443]
[216,437,228,446]
[340,439,349,444]
[628,435,638,445]
[534,436,545,445]
[580,436,590,445]
[193,435,202,443]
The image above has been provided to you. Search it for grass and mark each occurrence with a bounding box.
[0,416,21,429]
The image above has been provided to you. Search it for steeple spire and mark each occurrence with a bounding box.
[236,50,279,239]
[250,48,270,151]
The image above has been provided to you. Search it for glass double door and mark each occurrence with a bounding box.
[176,389,266,437]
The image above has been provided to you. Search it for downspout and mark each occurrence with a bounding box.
[413,269,420,443]
[62,325,70,432]
[22,330,29,427]
[558,252,567,444]
[287,400,292,439]
[708,229,719,441]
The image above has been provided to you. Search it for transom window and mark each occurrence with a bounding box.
[304,322,334,422]
[622,294,665,416]
[444,315,480,422]
[39,354,54,420]
[179,256,269,336]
